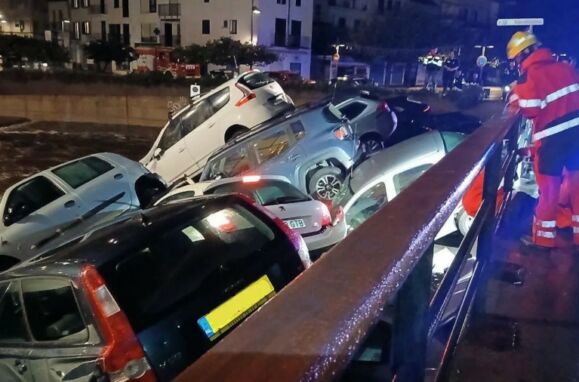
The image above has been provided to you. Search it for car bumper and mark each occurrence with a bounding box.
[302,219,347,252]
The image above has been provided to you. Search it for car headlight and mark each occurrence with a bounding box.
[504,85,511,93]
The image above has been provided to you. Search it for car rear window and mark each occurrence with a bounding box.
[99,203,280,332]
[208,180,310,205]
[238,72,274,90]
[52,157,114,189]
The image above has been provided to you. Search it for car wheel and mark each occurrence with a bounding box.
[457,210,473,236]
[309,167,344,201]
[225,127,249,142]
[360,136,385,154]
[0,256,19,272]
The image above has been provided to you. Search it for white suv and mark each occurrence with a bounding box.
[142,71,294,183]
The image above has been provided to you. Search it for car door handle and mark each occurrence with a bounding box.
[288,154,301,162]
[14,359,27,374]
[114,173,124,180]
[64,200,76,208]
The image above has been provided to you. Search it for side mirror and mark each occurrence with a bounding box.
[3,202,30,226]
[153,147,163,160]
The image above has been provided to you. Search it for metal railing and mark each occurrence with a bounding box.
[158,3,180,18]
[175,112,523,382]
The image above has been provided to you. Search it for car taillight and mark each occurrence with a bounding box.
[321,203,332,227]
[376,101,390,113]
[235,92,257,107]
[333,125,350,140]
[81,265,156,382]
[242,175,261,183]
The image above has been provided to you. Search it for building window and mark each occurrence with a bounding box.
[223,20,228,28]
[73,21,81,39]
[296,0,301,6]
[290,20,301,48]
[472,10,478,23]
[114,0,119,8]
[394,0,401,10]
[71,0,80,8]
[274,18,286,46]
[204,0,209,2]
[277,0,287,4]
[82,21,91,34]
[230,19,237,34]
[328,0,336,5]
[82,0,89,7]
[58,10,63,21]
[354,19,361,31]
[122,0,129,17]
[387,0,392,10]
[202,19,210,34]
[338,17,346,28]
[378,0,384,14]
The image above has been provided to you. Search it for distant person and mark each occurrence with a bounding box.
[422,48,443,92]
[453,69,465,90]
[443,51,460,94]
[470,72,481,85]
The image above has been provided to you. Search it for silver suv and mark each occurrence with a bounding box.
[199,101,359,200]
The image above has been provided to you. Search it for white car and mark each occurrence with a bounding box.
[0,153,166,270]
[141,71,294,184]
[332,131,467,238]
[156,175,346,255]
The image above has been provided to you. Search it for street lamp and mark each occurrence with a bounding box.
[250,0,260,45]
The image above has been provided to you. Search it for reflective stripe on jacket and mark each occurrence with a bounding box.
[512,48,579,143]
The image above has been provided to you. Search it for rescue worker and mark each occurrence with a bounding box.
[507,31,579,250]
[421,48,443,92]
[443,51,460,94]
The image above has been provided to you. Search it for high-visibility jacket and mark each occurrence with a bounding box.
[510,48,579,144]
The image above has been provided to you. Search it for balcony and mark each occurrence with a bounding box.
[273,34,311,49]
[158,3,180,19]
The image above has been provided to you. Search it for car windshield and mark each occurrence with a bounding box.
[440,131,466,152]
[208,179,310,205]
[237,72,274,90]
[98,202,277,332]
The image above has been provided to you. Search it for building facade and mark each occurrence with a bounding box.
[47,0,313,79]
[0,0,49,38]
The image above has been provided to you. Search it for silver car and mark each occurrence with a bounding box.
[0,153,166,270]
[200,101,359,201]
[156,175,346,255]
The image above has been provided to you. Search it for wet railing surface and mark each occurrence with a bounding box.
[175,112,522,382]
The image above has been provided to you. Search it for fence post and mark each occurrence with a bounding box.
[390,245,434,381]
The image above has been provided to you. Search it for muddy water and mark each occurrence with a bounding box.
[0,122,158,194]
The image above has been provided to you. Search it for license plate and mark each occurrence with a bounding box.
[197,275,275,341]
[285,219,306,229]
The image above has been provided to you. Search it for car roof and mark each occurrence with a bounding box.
[204,97,335,161]
[0,195,239,280]
[349,131,444,191]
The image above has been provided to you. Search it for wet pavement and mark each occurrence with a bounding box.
[0,121,157,194]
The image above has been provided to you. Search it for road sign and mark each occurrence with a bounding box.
[190,84,201,99]
[497,18,544,27]
[476,55,488,68]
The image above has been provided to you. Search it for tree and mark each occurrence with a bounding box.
[84,40,137,72]
[0,35,69,67]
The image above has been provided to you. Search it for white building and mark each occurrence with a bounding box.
[0,0,49,38]
[181,0,313,79]
[48,0,313,79]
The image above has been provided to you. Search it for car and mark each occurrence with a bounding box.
[156,175,347,255]
[331,130,467,238]
[0,153,166,270]
[200,100,359,201]
[335,91,398,154]
[385,95,431,128]
[424,112,482,134]
[141,70,295,183]
[0,194,310,382]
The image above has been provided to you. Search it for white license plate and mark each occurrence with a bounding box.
[285,219,306,229]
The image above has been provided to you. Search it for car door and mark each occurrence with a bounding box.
[150,115,197,183]
[344,180,389,233]
[0,176,81,256]
[50,156,133,224]
[19,277,102,382]
[182,87,231,171]
[0,281,35,382]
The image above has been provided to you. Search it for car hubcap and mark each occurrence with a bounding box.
[316,175,342,199]
[362,138,383,154]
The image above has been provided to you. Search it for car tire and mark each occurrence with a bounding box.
[225,127,249,142]
[0,256,19,272]
[360,135,385,154]
[308,167,344,201]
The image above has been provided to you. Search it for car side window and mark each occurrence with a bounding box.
[52,157,114,189]
[0,281,29,343]
[346,182,387,231]
[206,145,253,179]
[160,191,197,204]
[393,164,433,195]
[159,118,184,152]
[181,88,230,136]
[290,121,306,141]
[4,176,65,225]
[251,128,292,165]
[21,278,88,343]
[339,102,367,120]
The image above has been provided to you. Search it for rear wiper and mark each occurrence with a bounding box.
[33,192,127,250]
[264,196,308,205]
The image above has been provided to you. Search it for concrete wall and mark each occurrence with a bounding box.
[0,94,185,128]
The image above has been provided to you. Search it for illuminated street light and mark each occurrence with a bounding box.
[252,5,261,14]
[63,19,71,23]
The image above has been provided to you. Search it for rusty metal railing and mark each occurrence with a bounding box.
[175,112,523,382]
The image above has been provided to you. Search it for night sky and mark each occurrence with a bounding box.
[497,0,579,57]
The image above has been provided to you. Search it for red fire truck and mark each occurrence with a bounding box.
[132,46,201,78]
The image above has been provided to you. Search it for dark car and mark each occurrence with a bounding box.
[0,194,310,382]
[385,95,431,128]
[423,112,482,134]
